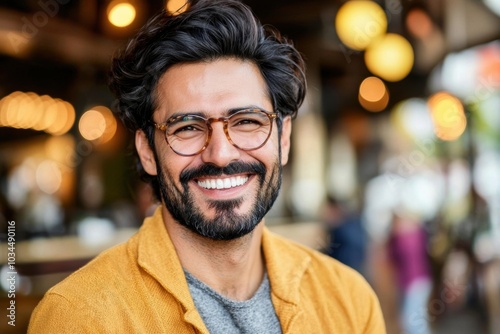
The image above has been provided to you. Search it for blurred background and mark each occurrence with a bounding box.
[0,0,499,333]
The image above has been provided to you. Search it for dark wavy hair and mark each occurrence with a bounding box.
[109,0,306,200]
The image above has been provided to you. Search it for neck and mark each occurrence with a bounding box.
[162,207,265,301]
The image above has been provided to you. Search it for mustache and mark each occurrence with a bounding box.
[180,161,266,183]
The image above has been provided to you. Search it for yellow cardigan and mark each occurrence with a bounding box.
[29,207,386,333]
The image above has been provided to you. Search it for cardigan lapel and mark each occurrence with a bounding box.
[136,206,208,333]
[262,227,311,333]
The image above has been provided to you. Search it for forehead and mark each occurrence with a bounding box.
[154,58,272,118]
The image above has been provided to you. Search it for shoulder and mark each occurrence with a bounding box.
[264,228,362,280]
[34,232,140,316]
[28,234,144,332]
[264,228,375,297]
[264,229,385,332]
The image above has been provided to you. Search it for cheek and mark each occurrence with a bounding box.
[154,147,178,182]
[249,139,281,174]
[157,152,199,187]
[264,125,281,149]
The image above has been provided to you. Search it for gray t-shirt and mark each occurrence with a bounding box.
[185,271,282,334]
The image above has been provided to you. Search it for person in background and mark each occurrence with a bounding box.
[388,212,433,334]
[28,1,385,332]
[323,196,368,275]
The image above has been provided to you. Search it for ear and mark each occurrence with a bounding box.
[280,116,292,166]
[135,130,158,176]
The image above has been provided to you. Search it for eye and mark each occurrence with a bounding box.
[172,124,204,134]
[234,118,263,126]
[230,111,269,131]
[167,116,206,138]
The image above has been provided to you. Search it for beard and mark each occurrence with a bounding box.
[156,157,282,241]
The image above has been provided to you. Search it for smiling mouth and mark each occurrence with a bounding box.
[197,175,249,190]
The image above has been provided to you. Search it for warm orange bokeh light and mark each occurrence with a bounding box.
[406,8,434,40]
[0,91,74,135]
[107,1,136,27]
[79,106,117,143]
[79,109,106,141]
[358,76,389,112]
[428,92,467,141]
[166,0,189,15]
[47,100,76,136]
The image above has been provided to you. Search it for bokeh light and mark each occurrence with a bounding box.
[79,109,106,141]
[47,100,76,136]
[335,0,387,51]
[427,92,467,141]
[358,76,389,112]
[7,159,36,209]
[79,106,117,143]
[0,91,75,135]
[398,170,446,221]
[473,151,500,199]
[365,33,414,82]
[391,98,435,141]
[166,0,189,15]
[107,1,136,27]
[17,92,37,129]
[38,99,59,132]
[0,91,21,128]
[32,95,54,131]
[406,8,434,40]
[36,160,62,195]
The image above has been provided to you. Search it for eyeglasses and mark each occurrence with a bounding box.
[153,108,278,156]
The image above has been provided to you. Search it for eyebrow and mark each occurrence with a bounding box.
[166,105,270,120]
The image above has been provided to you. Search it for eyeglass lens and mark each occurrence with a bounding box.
[165,110,273,156]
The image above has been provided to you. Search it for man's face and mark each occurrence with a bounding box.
[137,58,292,240]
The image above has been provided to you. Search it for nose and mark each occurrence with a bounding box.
[200,121,241,167]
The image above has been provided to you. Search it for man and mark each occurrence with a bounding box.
[29,0,386,332]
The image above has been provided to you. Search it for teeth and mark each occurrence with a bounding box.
[198,176,249,190]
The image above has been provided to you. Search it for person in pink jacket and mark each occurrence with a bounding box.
[29,1,386,332]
